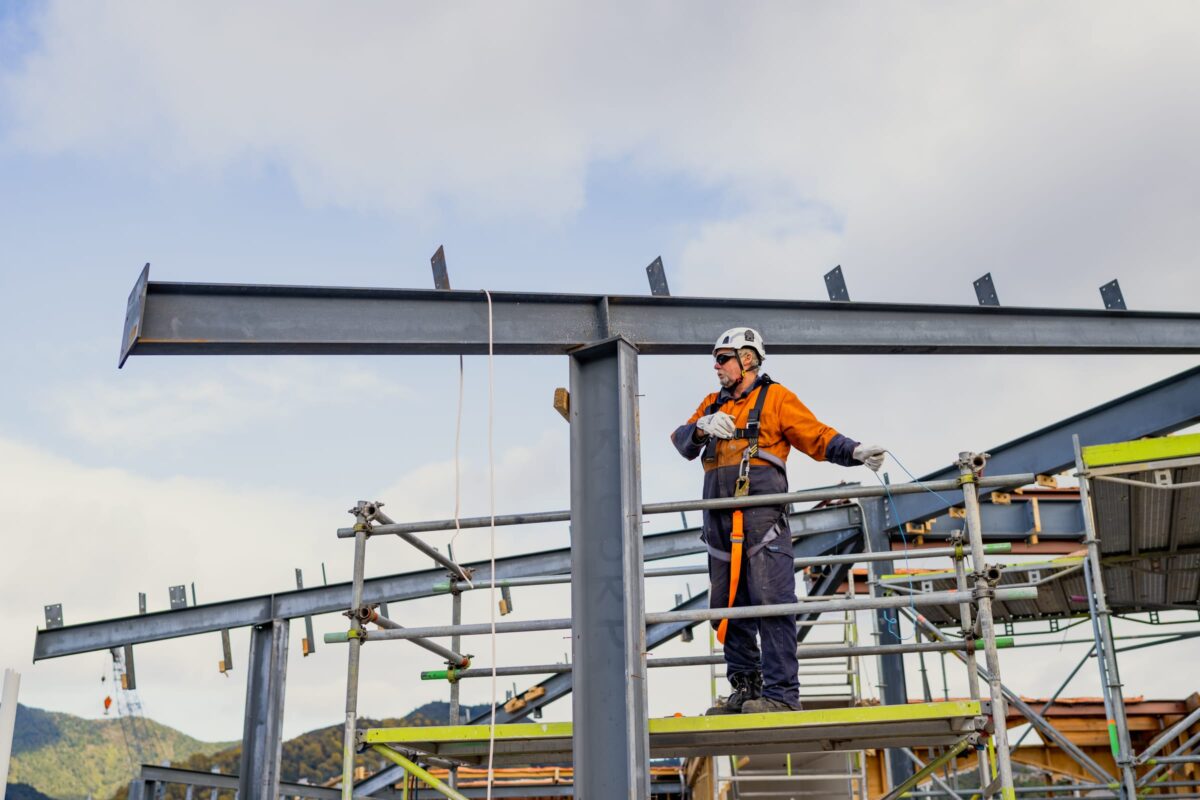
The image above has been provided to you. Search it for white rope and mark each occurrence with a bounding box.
[484,289,497,800]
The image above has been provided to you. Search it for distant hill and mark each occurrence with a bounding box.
[8,704,233,800]
[105,700,492,799]
[5,783,57,800]
[10,699,490,800]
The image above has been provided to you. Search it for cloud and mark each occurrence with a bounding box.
[50,361,412,447]
[4,2,1197,241]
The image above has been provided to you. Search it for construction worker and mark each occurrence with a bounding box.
[671,327,886,714]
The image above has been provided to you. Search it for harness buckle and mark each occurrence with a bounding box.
[734,448,753,497]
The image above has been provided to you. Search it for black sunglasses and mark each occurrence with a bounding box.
[714,353,739,366]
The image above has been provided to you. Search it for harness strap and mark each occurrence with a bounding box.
[701,376,774,466]
[706,377,776,644]
[716,511,744,644]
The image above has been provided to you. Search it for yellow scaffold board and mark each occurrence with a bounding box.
[1082,432,1200,468]
[362,700,987,766]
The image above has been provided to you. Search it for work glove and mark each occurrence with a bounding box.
[853,444,887,472]
[696,411,737,440]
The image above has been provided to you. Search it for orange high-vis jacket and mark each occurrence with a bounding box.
[684,381,842,472]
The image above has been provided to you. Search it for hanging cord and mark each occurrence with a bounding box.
[870,449,958,642]
[873,469,916,642]
[484,290,498,800]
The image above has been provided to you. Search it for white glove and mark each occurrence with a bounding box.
[696,411,737,440]
[853,444,887,472]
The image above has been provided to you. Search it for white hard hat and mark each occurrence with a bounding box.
[713,327,766,360]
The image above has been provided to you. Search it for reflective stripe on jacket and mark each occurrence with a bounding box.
[671,374,860,551]
[678,375,843,470]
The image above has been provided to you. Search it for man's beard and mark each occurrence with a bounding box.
[717,372,738,389]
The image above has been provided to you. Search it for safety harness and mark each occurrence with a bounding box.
[701,378,773,644]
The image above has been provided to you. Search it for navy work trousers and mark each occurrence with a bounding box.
[707,514,799,706]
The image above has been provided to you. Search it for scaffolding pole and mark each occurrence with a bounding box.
[371,745,469,800]
[905,610,1116,785]
[957,452,1017,800]
[434,542,1014,593]
[1074,435,1139,800]
[420,636,1014,681]
[325,587,1038,644]
[339,503,369,800]
[340,474,1035,539]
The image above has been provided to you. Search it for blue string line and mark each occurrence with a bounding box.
[871,449,960,643]
[874,469,916,642]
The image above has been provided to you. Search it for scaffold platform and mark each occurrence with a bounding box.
[361,700,989,766]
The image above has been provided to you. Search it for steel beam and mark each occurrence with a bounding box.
[34,506,859,660]
[239,619,288,800]
[891,364,1200,527]
[567,338,648,798]
[118,268,1200,365]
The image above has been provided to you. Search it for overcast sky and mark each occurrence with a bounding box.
[1,2,1199,746]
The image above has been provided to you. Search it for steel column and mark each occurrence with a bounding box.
[568,337,648,798]
[862,496,912,790]
[238,618,288,800]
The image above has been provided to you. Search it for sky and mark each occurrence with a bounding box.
[1,1,1199,749]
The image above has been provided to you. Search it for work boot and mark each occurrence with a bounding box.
[705,671,762,715]
[742,696,803,714]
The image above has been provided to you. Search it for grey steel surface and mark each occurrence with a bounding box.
[118,269,1200,365]
[431,245,450,290]
[1101,279,1127,311]
[122,644,136,691]
[1091,461,1200,611]
[891,364,1200,528]
[974,273,999,306]
[43,604,62,629]
[238,619,288,800]
[862,496,913,789]
[824,266,849,301]
[295,569,316,657]
[645,256,670,296]
[33,505,857,660]
[921,491,1084,541]
[567,337,648,798]
[169,585,187,610]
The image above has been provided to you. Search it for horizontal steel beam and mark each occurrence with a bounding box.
[119,266,1200,364]
[33,504,860,660]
